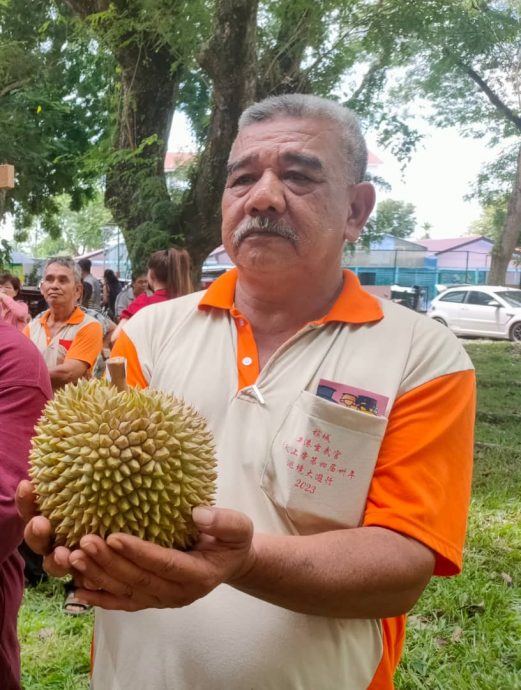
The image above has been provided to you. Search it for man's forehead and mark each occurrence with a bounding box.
[229,115,343,166]
[44,264,74,278]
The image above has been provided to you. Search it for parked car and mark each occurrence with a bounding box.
[428,285,521,342]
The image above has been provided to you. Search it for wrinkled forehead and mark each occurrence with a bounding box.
[231,116,345,161]
[228,117,346,172]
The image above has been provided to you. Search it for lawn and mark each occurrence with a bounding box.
[18,341,521,689]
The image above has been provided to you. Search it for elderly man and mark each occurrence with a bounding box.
[19,95,475,690]
[24,257,103,390]
[114,270,149,319]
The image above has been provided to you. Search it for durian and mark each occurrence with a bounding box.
[29,377,217,550]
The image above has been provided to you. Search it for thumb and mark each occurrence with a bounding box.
[192,506,253,546]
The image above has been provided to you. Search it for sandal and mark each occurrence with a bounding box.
[63,590,92,616]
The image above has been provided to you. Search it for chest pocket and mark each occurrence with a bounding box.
[261,391,388,534]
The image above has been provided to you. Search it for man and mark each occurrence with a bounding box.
[1,321,52,690]
[19,95,475,689]
[114,270,149,319]
[24,257,103,390]
[78,257,101,309]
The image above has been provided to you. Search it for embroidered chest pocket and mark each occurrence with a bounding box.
[261,391,388,535]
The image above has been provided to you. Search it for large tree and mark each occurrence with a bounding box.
[379,0,521,284]
[0,0,111,237]
[374,198,417,240]
[46,0,407,273]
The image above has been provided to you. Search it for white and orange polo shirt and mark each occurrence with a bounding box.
[24,306,103,371]
[95,269,475,690]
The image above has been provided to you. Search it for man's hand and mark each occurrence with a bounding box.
[67,506,255,611]
[16,479,75,578]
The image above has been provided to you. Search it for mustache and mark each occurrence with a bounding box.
[232,217,299,250]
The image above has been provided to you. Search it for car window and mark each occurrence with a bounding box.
[466,291,499,306]
[495,290,521,307]
[439,290,467,303]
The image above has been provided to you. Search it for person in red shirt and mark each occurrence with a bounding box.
[110,247,192,343]
[0,321,52,690]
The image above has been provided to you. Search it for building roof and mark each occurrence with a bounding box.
[164,152,195,172]
[417,236,492,254]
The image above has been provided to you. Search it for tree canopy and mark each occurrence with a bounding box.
[1,0,519,283]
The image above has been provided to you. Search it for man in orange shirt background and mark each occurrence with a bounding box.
[23,257,103,391]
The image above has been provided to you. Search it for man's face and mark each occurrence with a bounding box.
[221,116,374,274]
[41,263,81,311]
[132,275,148,296]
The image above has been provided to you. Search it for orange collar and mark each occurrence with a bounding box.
[40,306,85,326]
[199,268,383,325]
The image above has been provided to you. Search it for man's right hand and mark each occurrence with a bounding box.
[16,479,74,578]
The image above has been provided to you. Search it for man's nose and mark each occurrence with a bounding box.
[244,171,286,217]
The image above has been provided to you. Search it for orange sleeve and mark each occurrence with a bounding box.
[363,369,476,576]
[64,321,103,368]
[110,330,148,389]
[22,324,30,337]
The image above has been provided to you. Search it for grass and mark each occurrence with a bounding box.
[395,341,521,690]
[18,341,521,688]
[18,579,92,690]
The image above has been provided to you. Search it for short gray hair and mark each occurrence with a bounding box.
[43,257,82,284]
[238,94,368,183]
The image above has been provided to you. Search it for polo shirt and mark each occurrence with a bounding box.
[23,306,103,370]
[101,268,475,690]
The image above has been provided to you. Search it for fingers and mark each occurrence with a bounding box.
[70,536,153,598]
[105,533,206,582]
[43,546,74,578]
[192,506,254,547]
[23,516,54,556]
[16,480,38,522]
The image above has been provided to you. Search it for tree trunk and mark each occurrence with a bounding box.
[488,144,521,286]
[175,0,258,275]
[103,38,182,257]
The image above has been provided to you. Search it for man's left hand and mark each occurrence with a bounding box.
[69,506,255,611]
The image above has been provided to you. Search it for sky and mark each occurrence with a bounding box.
[366,126,498,241]
[169,112,498,241]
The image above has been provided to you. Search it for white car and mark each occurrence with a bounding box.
[428,285,521,342]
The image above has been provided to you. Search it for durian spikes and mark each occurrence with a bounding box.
[29,378,217,549]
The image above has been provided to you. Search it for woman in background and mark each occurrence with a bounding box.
[0,273,29,331]
[102,269,122,320]
[110,247,192,344]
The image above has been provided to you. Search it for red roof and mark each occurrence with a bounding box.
[367,151,383,166]
[164,152,195,172]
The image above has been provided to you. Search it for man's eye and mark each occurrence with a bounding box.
[230,174,255,186]
[285,171,311,182]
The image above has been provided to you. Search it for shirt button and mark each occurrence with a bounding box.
[238,319,245,327]
[242,356,253,366]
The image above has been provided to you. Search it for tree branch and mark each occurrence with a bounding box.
[456,58,521,132]
[0,78,31,98]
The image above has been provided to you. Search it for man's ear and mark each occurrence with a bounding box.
[344,182,376,243]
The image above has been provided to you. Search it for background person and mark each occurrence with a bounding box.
[19,95,475,690]
[101,269,122,320]
[23,257,103,391]
[110,247,192,343]
[114,271,149,320]
[0,272,29,331]
[78,258,101,309]
[0,321,52,690]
